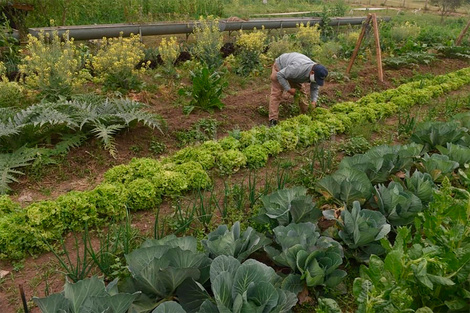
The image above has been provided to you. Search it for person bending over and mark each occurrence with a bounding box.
[269,52,328,126]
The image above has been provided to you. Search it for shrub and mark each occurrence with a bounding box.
[267,35,296,61]
[191,16,223,69]
[0,80,23,108]
[90,34,146,92]
[295,22,321,57]
[236,27,267,76]
[158,36,180,75]
[19,31,81,100]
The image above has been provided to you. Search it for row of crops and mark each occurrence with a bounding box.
[31,101,470,312]
[2,63,470,312]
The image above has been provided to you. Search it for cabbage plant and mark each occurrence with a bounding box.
[374,182,423,226]
[437,143,470,167]
[339,143,423,184]
[33,276,139,313]
[338,201,390,260]
[418,153,459,182]
[405,170,435,205]
[317,168,374,206]
[254,186,321,227]
[265,222,346,288]
[202,221,271,261]
[411,121,467,151]
[121,235,211,312]
[190,255,298,313]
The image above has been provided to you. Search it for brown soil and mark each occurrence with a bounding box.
[1,57,469,312]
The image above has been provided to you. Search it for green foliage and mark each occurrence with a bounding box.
[338,201,390,261]
[317,167,374,206]
[384,52,436,69]
[411,121,468,151]
[202,221,271,261]
[254,186,321,227]
[437,143,470,167]
[418,153,459,182]
[404,170,435,205]
[338,144,423,184]
[243,144,269,169]
[195,255,298,313]
[33,276,139,313]
[216,149,247,175]
[122,235,211,310]
[180,66,227,114]
[266,222,346,288]
[0,146,36,194]
[0,80,24,108]
[339,136,371,156]
[374,182,423,226]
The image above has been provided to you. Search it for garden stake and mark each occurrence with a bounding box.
[456,20,470,46]
[346,13,383,82]
[19,284,29,313]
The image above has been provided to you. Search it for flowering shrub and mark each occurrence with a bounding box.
[158,36,180,76]
[0,61,24,107]
[90,34,146,92]
[295,22,321,57]
[236,27,267,76]
[267,35,296,61]
[192,16,223,69]
[19,31,81,99]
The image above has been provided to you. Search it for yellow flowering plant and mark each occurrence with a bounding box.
[19,31,81,100]
[158,36,180,76]
[235,27,267,76]
[90,33,146,92]
[295,22,321,57]
[192,16,223,70]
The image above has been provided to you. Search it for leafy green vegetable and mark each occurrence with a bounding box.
[202,255,298,313]
[374,182,423,226]
[254,186,321,227]
[338,201,390,261]
[411,121,467,151]
[202,221,271,261]
[317,168,373,206]
[437,143,470,167]
[216,149,247,175]
[418,153,459,182]
[243,144,269,169]
[33,276,139,313]
[122,235,211,311]
[404,170,435,205]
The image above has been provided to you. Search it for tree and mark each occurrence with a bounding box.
[430,0,470,20]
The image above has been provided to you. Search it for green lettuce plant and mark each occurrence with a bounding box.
[254,186,321,227]
[243,144,269,169]
[374,182,423,226]
[33,276,139,313]
[338,201,390,261]
[202,221,271,261]
[216,149,247,175]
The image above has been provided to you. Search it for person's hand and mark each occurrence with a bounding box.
[311,101,317,107]
[288,88,296,95]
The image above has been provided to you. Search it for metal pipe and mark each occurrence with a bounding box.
[9,16,390,41]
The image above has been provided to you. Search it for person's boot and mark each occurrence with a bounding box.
[269,119,278,127]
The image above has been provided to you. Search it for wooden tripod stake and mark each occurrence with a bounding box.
[456,20,470,46]
[346,13,383,82]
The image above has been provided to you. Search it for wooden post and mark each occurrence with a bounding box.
[371,14,383,82]
[346,14,372,75]
[456,20,470,46]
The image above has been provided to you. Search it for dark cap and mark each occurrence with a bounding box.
[313,64,328,86]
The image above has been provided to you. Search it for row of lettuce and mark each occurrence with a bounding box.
[1,66,470,260]
[32,116,470,313]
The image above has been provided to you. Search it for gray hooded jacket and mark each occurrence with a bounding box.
[275,52,319,102]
